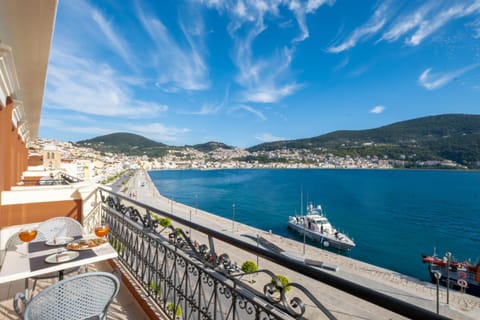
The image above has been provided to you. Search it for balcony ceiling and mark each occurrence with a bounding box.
[0,0,57,139]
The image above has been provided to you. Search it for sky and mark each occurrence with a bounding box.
[39,0,480,148]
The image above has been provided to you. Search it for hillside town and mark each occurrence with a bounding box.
[27,138,464,185]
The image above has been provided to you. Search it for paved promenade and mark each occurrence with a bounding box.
[121,170,480,319]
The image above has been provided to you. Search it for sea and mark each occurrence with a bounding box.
[148,169,480,281]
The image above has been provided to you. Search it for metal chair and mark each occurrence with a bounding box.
[31,217,86,295]
[36,216,85,242]
[0,231,21,267]
[14,271,120,320]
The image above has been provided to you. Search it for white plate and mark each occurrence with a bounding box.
[44,251,79,264]
[45,237,74,246]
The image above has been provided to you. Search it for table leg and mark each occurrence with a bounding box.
[24,278,30,302]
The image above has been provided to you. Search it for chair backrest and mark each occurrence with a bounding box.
[0,231,21,267]
[24,272,120,320]
[36,217,84,241]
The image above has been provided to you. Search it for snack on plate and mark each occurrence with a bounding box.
[66,238,107,250]
[56,252,71,262]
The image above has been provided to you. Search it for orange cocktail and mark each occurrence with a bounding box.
[94,224,110,238]
[18,229,38,243]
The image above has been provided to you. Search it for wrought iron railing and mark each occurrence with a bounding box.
[91,186,449,320]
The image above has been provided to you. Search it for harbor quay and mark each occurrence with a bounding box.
[120,169,480,319]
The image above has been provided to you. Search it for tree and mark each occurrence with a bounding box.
[241,260,258,283]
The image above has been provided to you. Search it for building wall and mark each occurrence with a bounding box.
[0,199,82,227]
[0,97,28,218]
[28,154,43,166]
[0,98,14,194]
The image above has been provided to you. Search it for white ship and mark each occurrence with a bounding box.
[288,203,355,251]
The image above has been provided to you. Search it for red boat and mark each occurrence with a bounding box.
[421,251,480,296]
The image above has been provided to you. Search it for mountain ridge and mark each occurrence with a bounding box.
[74,114,480,167]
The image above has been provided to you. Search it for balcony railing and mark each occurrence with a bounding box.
[87,186,450,320]
[19,172,83,186]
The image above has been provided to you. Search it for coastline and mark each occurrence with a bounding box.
[123,169,480,319]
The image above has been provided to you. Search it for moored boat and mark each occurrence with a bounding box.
[288,203,355,251]
[421,250,480,297]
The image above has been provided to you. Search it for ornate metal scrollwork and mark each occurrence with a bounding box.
[99,188,332,320]
[237,296,256,315]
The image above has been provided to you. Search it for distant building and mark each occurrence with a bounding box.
[42,145,61,170]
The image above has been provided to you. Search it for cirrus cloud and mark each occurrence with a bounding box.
[418,64,479,90]
[45,50,168,118]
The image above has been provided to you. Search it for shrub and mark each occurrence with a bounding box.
[149,281,161,296]
[159,218,171,228]
[167,303,182,317]
[241,260,258,283]
[241,260,258,274]
[174,227,183,236]
[271,274,291,292]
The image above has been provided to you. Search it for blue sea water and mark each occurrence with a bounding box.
[149,169,480,281]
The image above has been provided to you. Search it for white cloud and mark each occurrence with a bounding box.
[41,114,188,143]
[327,1,390,53]
[330,0,480,52]
[44,50,168,117]
[40,117,120,137]
[381,3,435,43]
[245,83,302,103]
[185,104,222,115]
[290,0,335,43]
[370,105,385,114]
[382,0,480,46]
[418,64,479,90]
[136,5,209,91]
[230,105,266,120]
[202,0,329,103]
[126,123,190,143]
[255,133,284,142]
[472,19,480,38]
[234,41,301,102]
[407,2,480,46]
[91,10,136,69]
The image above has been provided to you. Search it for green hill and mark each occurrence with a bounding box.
[189,141,234,152]
[76,132,168,157]
[247,114,480,167]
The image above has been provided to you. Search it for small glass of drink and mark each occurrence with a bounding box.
[94,224,110,238]
[18,228,38,258]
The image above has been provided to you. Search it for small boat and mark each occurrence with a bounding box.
[288,203,355,251]
[421,250,480,297]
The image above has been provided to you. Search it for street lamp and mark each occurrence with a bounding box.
[195,194,198,215]
[189,210,192,236]
[445,252,451,305]
[256,234,259,268]
[433,271,441,314]
[232,203,236,233]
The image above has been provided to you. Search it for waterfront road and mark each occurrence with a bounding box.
[115,170,480,320]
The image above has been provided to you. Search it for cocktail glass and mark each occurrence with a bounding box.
[94,224,110,238]
[18,228,38,258]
